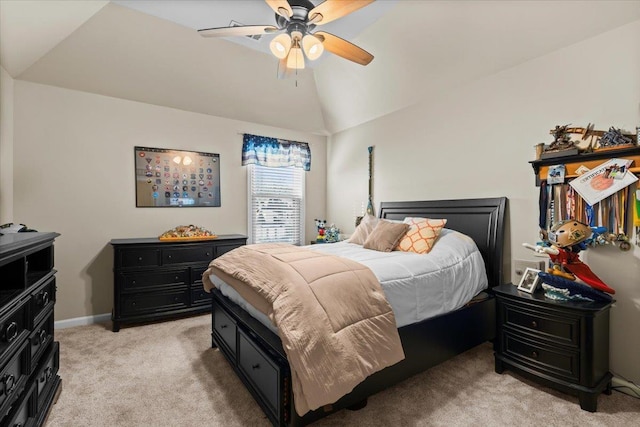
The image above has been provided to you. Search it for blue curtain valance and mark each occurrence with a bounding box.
[242,133,311,171]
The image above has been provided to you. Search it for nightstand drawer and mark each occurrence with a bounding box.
[501,300,579,347]
[503,332,579,382]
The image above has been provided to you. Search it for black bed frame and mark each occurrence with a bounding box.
[210,197,507,426]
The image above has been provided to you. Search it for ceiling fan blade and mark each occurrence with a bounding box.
[309,0,374,25]
[265,0,293,19]
[315,31,373,65]
[198,25,279,38]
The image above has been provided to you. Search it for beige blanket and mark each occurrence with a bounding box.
[202,243,405,416]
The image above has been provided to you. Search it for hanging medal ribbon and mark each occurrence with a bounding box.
[539,181,548,231]
[634,187,640,246]
[617,187,631,251]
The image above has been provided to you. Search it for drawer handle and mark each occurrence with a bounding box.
[39,329,48,344]
[252,363,260,370]
[138,257,143,261]
[40,367,53,384]
[531,351,539,359]
[2,374,16,395]
[39,291,50,306]
[531,320,538,328]
[206,252,211,257]
[3,322,18,343]
[175,276,180,280]
[168,255,172,259]
[220,324,228,329]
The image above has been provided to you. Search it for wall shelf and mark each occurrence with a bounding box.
[529,145,640,186]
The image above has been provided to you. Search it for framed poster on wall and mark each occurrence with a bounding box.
[135,146,221,207]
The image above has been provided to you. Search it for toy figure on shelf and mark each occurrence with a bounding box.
[523,219,615,299]
[315,219,327,243]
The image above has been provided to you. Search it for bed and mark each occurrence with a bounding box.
[208,197,507,426]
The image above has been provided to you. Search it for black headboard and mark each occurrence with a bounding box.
[379,197,507,287]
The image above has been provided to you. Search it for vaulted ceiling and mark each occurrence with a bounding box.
[2,1,639,135]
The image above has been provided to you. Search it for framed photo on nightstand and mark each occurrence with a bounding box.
[517,268,541,293]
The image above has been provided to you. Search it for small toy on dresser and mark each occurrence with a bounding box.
[523,219,614,302]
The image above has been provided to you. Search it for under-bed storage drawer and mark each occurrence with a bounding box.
[213,305,237,359]
[238,329,281,422]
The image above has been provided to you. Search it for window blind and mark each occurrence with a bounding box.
[248,164,305,245]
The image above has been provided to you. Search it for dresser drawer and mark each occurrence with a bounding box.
[0,340,29,418]
[501,300,579,348]
[120,249,160,268]
[29,309,54,373]
[162,246,214,265]
[191,288,211,306]
[0,298,30,365]
[238,329,281,420]
[121,289,188,316]
[2,381,36,427]
[30,276,56,329]
[213,305,237,358]
[120,270,188,292]
[35,342,59,414]
[191,266,207,286]
[503,332,579,382]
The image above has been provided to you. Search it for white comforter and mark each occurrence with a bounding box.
[211,228,487,329]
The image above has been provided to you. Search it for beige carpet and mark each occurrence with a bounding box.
[45,314,639,426]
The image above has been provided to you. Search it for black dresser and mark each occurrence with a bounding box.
[110,235,246,332]
[0,232,61,426]
[493,283,612,412]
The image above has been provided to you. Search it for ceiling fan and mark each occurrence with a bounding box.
[198,0,374,76]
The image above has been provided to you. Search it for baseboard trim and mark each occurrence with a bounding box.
[55,313,111,329]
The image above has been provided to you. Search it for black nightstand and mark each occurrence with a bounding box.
[493,283,613,412]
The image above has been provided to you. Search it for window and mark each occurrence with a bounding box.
[248,164,305,245]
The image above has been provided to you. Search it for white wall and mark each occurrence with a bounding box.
[13,81,326,321]
[327,21,640,383]
[0,66,14,223]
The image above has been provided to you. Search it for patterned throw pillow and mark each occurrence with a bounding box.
[395,218,447,254]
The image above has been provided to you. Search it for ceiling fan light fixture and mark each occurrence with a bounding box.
[286,45,305,69]
[302,34,324,61]
[269,33,292,59]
